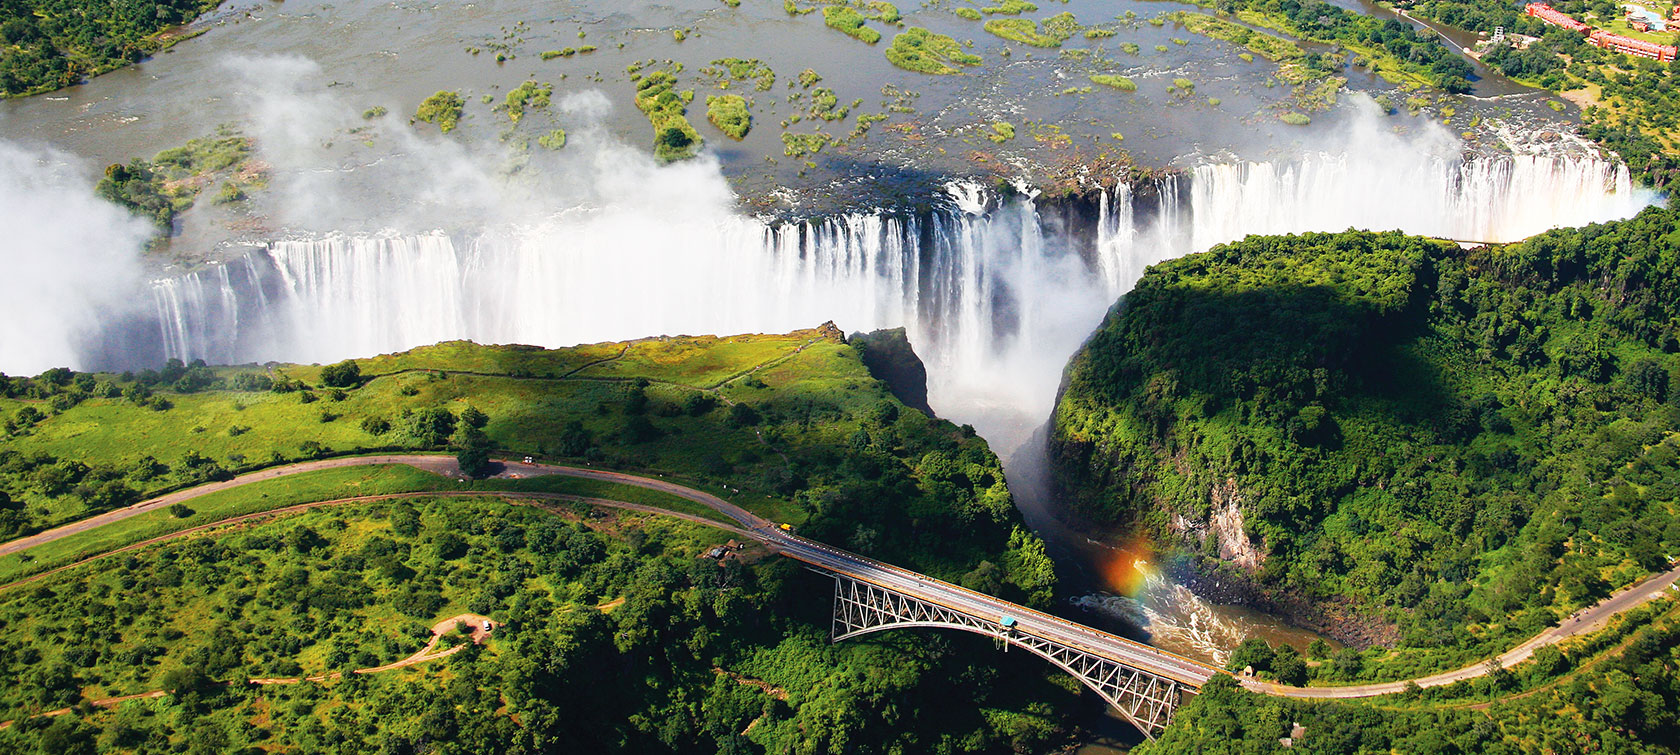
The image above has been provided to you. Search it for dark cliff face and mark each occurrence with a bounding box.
[1032,176,1184,273]
[848,328,933,416]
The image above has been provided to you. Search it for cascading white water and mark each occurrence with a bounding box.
[150,151,1654,451]
[1189,153,1646,250]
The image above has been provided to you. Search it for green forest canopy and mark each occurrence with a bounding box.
[0,0,218,96]
[1054,206,1680,676]
[0,498,1081,753]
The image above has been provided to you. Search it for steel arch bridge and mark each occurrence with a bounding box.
[828,572,1187,739]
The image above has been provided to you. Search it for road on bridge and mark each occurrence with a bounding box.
[489,460,1225,687]
[4,454,1677,700]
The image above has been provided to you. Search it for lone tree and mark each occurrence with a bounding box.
[455,422,494,478]
[320,360,362,388]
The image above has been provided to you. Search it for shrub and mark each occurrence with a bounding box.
[500,80,553,123]
[823,6,882,44]
[1089,74,1136,91]
[415,91,465,133]
[885,27,981,75]
[319,360,361,388]
[728,402,761,427]
[683,393,718,416]
[705,94,751,139]
[231,372,273,392]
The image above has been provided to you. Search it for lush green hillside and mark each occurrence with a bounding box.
[0,327,1077,752]
[0,498,1078,753]
[0,0,218,97]
[1,327,1051,593]
[1053,207,1680,676]
[1143,597,1680,754]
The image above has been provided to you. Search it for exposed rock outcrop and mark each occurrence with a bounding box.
[1208,479,1263,571]
[848,327,933,416]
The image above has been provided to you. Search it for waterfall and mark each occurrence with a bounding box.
[144,151,1655,447]
[1188,152,1646,250]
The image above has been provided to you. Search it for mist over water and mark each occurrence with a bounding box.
[143,109,1655,453]
[0,142,150,375]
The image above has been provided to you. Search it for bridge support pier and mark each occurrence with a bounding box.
[828,573,1182,738]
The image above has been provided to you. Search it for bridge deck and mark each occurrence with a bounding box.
[776,533,1224,688]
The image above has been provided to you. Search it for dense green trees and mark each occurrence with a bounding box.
[1055,207,1680,671]
[0,0,219,96]
[1140,603,1680,753]
[0,499,1078,753]
[1211,0,1476,91]
[93,129,258,236]
[318,360,361,388]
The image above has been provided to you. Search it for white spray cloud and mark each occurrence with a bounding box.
[215,55,702,234]
[0,141,150,375]
[145,70,1659,455]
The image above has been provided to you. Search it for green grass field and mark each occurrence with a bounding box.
[3,325,1031,592]
[1,330,845,528]
[473,474,737,525]
[0,461,752,591]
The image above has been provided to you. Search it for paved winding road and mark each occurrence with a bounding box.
[3,454,1677,700]
[1245,563,1680,698]
[0,455,459,559]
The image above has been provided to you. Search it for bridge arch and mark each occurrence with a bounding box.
[828,574,1184,738]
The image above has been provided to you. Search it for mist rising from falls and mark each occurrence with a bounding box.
[146,148,1654,454]
[0,141,150,375]
[151,194,1120,442]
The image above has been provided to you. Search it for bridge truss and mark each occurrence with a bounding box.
[828,573,1183,739]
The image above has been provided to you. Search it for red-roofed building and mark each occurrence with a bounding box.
[1526,3,1591,31]
[1588,28,1679,60]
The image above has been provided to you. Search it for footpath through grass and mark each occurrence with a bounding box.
[2,325,1034,587]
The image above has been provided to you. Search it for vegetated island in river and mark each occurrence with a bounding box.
[0,325,1084,753]
[0,0,220,98]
